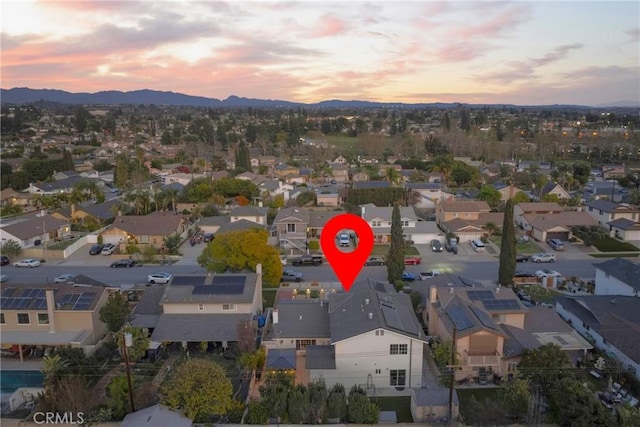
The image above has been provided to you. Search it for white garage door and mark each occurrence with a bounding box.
[102,235,125,245]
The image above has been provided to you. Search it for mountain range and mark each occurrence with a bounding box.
[2,87,637,109]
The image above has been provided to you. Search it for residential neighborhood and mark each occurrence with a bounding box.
[1,100,640,425]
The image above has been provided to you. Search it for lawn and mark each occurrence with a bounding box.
[589,252,640,258]
[323,135,363,155]
[457,388,502,423]
[371,396,413,423]
[591,236,639,252]
[490,236,541,254]
[518,284,562,303]
[370,245,419,256]
[262,288,277,308]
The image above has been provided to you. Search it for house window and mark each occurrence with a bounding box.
[222,304,236,311]
[390,370,406,386]
[296,339,316,350]
[401,220,410,227]
[287,223,296,233]
[507,362,518,373]
[372,220,382,227]
[390,344,408,355]
[139,236,149,243]
[375,369,381,374]
[198,304,204,311]
[38,313,49,325]
[583,322,590,331]
[17,313,30,324]
[375,330,384,336]
[0,313,4,324]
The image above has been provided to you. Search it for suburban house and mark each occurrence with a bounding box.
[307,210,342,239]
[586,200,640,227]
[435,201,503,242]
[101,211,189,249]
[0,188,19,207]
[360,204,443,244]
[133,268,263,351]
[0,213,71,248]
[555,295,640,380]
[352,172,370,182]
[26,176,101,195]
[519,211,597,242]
[163,172,206,186]
[52,170,79,181]
[264,300,331,356]
[405,183,455,210]
[493,184,524,202]
[584,182,627,203]
[270,207,309,254]
[541,182,571,200]
[258,179,294,201]
[229,206,268,226]
[426,285,591,383]
[196,216,230,235]
[329,164,349,183]
[0,282,113,362]
[601,164,626,180]
[607,218,640,241]
[514,202,564,228]
[593,258,640,297]
[315,185,341,207]
[236,172,269,186]
[53,199,119,224]
[436,201,491,227]
[120,404,192,427]
[274,164,299,178]
[304,279,427,391]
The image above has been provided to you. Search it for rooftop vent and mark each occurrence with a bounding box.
[368,312,373,320]
[610,299,616,304]
[450,287,454,294]
[365,298,370,305]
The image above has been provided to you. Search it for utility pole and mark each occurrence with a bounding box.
[122,331,136,413]
[448,326,457,421]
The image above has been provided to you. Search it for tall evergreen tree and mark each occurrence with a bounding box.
[498,198,517,285]
[235,142,251,171]
[387,202,405,284]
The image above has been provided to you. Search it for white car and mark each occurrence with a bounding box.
[53,274,76,283]
[420,270,441,280]
[148,272,173,284]
[530,252,556,263]
[0,274,7,283]
[535,269,561,278]
[101,243,117,255]
[14,259,41,268]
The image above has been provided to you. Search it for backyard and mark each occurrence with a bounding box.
[371,396,413,423]
[262,288,277,308]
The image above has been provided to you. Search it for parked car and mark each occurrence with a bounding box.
[101,243,117,255]
[0,255,9,266]
[339,233,350,247]
[89,244,104,255]
[0,274,7,283]
[444,239,458,254]
[148,272,173,284]
[431,239,443,252]
[514,271,536,278]
[401,272,416,281]
[535,269,561,278]
[364,257,386,266]
[547,238,566,251]
[203,233,214,242]
[516,255,529,263]
[281,270,304,282]
[420,270,441,280]
[292,255,323,266]
[110,259,138,268]
[53,274,76,283]
[470,239,486,252]
[531,252,556,263]
[404,257,421,265]
[14,259,41,268]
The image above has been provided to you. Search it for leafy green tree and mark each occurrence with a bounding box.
[572,161,591,185]
[0,239,22,260]
[198,229,282,286]
[547,377,615,427]
[160,358,234,421]
[387,202,405,284]
[519,343,571,395]
[498,198,517,285]
[116,326,150,362]
[99,292,131,334]
[259,376,292,420]
[293,190,316,207]
[212,178,259,199]
[287,384,311,423]
[431,340,458,367]
[326,384,347,421]
[246,401,269,424]
[107,374,133,419]
[347,386,379,424]
[308,379,328,423]
[451,165,472,185]
[384,167,402,186]
[512,191,530,204]
[541,193,560,203]
[500,377,530,421]
[162,234,182,255]
[429,154,454,183]
[477,185,501,208]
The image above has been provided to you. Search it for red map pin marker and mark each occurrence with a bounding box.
[320,213,374,292]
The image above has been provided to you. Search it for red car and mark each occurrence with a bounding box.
[404,257,421,265]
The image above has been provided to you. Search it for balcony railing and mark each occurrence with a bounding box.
[279,231,307,239]
[464,352,501,366]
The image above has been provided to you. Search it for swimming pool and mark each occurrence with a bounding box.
[0,370,44,394]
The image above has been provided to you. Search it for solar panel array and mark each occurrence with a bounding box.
[0,297,31,309]
[470,305,498,331]
[467,290,495,301]
[21,288,46,298]
[212,276,245,286]
[482,299,521,311]
[0,288,95,311]
[447,306,474,331]
[2,288,15,297]
[32,299,48,310]
[73,292,96,310]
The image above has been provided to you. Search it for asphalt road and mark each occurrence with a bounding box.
[1,254,602,287]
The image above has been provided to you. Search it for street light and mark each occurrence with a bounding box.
[122,331,136,413]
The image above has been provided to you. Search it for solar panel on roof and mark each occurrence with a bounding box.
[0,297,10,309]
[2,288,15,297]
[33,289,45,298]
[32,299,48,310]
[467,290,495,301]
[171,276,207,286]
[482,299,521,311]
[470,305,498,330]
[60,294,80,306]
[73,302,91,310]
[14,298,31,309]
[447,306,474,330]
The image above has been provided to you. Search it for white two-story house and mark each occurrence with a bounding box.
[593,258,640,297]
[586,200,640,227]
[360,204,442,244]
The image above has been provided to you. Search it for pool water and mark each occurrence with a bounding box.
[0,370,44,394]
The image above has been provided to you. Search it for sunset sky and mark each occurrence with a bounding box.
[2,1,639,106]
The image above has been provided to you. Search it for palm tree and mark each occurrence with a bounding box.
[68,186,86,219]
[428,154,454,183]
[41,353,69,404]
[134,191,151,215]
[484,222,498,238]
[385,167,402,187]
[163,187,179,212]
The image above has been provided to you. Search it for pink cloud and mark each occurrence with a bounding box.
[452,4,530,40]
[310,14,347,38]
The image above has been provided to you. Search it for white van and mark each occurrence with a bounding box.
[470,239,486,252]
[339,233,350,247]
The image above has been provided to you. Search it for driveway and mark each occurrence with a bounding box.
[175,239,206,266]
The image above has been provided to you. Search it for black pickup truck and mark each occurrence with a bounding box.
[292,254,323,266]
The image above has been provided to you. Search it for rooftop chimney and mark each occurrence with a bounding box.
[256,263,262,274]
[273,309,279,324]
[368,312,373,320]
[496,286,501,294]
[45,288,56,333]
[450,287,454,294]
[365,298,370,305]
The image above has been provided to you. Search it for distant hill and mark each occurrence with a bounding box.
[0,87,608,110]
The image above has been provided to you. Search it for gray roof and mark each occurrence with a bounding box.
[162,182,184,192]
[1,214,69,240]
[556,295,640,363]
[266,348,297,370]
[328,279,425,343]
[150,313,252,342]
[270,300,330,339]
[360,205,417,222]
[230,206,268,217]
[198,216,230,227]
[133,287,165,316]
[306,345,336,369]
[216,219,264,235]
[607,218,640,230]
[120,404,192,427]
[411,388,459,407]
[77,199,119,220]
[586,199,620,212]
[308,211,342,228]
[69,274,111,287]
[594,258,640,290]
[273,206,309,224]
[161,274,259,304]
[405,182,441,190]
[352,181,390,189]
[32,176,94,192]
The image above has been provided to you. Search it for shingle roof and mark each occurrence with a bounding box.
[150,313,252,342]
[216,219,264,235]
[439,200,490,213]
[32,176,95,192]
[110,211,185,236]
[161,273,259,304]
[517,202,563,213]
[586,199,622,212]
[1,215,69,240]
[273,206,309,224]
[270,300,330,339]
[230,206,268,217]
[76,199,119,220]
[361,205,417,222]
[352,181,390,189]
[594,258,640,290]
[607,218,640,230]
[120,404,192,427]
[306,345,336,369]
[266,348,297,370]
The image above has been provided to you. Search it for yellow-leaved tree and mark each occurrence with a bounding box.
[197,229,283,286]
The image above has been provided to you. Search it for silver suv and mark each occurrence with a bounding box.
[531,252,556,263]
